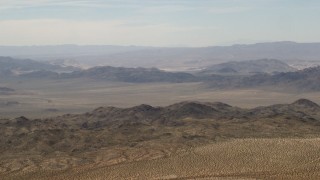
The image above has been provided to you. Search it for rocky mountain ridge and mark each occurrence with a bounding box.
[1,99,320,173]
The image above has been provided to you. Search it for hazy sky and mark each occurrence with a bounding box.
[0,0,319,46]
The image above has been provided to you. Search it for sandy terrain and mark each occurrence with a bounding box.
[1,78,320,118]
[3,138,320,179]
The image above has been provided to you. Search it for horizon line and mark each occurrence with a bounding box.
[1,41,319,48]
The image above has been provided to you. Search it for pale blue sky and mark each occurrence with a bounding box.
[0,0,319,46]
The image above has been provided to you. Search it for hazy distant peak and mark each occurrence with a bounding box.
[200,58,296,75]
[292,99,320,108]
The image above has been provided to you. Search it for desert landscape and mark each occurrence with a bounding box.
[1,0,320,179]
[2,99,320,179]
[2,49,320,180]
[2,51,320,180]
[4,138,320,180]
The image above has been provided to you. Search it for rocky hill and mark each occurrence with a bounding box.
[69,66,197,82]
[20,66,197,83]
[200,59,296,75]
[0,87,15,95]
[206,66,320,91]
[1,99,320,173]
[0,56,79,75]
[254,66,320,90]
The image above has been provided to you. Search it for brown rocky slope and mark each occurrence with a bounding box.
[1,99,320,178]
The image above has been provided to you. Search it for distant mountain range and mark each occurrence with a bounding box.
[20,66,197,83]
[2,55,320,91]
[0,56,196,83]
[1,42,320,69]
[68,66,197,83]
[0,87,15,95]
[1,99,320,172]
[199,59,296,75]
[206,66,320,91]
[0,56,79,75]
[262,66,320,91]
